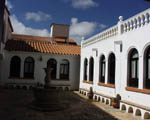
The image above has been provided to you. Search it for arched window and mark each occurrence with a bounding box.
[47,58,57,79]
[83,58,88,80]
[128,49,139,88]
[60,59,69,79]
[144,47,150,89]
[10,56,21,77]
[108,53,115,84]
[89,57,94,81]
[99,55,105,83]
[24,57,34,78]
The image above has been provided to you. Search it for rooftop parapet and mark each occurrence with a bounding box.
[82,25,118,47]
[121,8,150,34]
[82,8,150,48]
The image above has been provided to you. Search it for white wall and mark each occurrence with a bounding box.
[80,9,150,106]
[1,51,80,90]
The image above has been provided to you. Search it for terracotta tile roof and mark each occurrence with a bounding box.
[12,34,76,44]
[5,34,80,56]
[54,37,75,44]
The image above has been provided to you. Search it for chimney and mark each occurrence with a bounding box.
[50,23,70,43]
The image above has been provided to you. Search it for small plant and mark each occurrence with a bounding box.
[89,87,93,94]
[116,94,121,101]
[112,94,121,108]
[36,82,44,87]
[87,87,93,99]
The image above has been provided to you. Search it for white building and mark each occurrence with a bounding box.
[0,1,80,91]
[79,9,150,119]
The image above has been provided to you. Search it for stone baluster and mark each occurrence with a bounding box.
[111,30,113,36]
[128,22,130,31]
[124,24,127,32]
[141,16,144,26]
[101,34,103,40]
[111,30,113,37]
[108,30,110,38]
[105,32,107,39]
[130,21,133,30]
[145,16,148,25]
[133,20,136,29]
[115,29,117,35]
[104,33,105,39]
[145,13,149,25]
[126,23,129,32]
[107,31,109,38]
[116,27,118,35]
[149,13,150,23]
[115,28,117,35]
[137,19,140,28]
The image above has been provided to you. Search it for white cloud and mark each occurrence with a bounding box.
[6,0,13,10]
[70,18,96,36]
[10,15,50,37]
[69,18,107,44]
[99,24,107,30]
[69,18,97,44]
[72,0,98,9]
[25,11,52,22]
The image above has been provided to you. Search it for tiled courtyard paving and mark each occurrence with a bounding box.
[0,89,141,120]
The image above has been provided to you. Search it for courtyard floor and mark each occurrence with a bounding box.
[0,89,142,120]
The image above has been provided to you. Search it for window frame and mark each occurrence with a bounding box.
[47,58,57,79]
[24,57,34,78]
[144,47,150,89]
[108,53,115,85]
[83,58,88,80]
[89,57,94,82]
[99,55,105,83]
[128,49,139,88]
[60,59,69,80]
[10,56,21,78]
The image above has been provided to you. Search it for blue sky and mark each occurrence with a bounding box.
[6,0,150,44]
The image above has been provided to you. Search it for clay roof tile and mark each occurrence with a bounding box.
[5,35,80,56]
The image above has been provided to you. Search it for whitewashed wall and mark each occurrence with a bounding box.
[0,7,12,87]
[1,51,80,90]
[80,9,150,106]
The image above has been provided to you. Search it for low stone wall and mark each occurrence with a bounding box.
[120,100,150,119]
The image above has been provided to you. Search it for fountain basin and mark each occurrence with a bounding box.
[31,87,65,111]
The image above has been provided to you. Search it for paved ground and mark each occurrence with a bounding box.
[0,89,142,120]
[75,91,142,120]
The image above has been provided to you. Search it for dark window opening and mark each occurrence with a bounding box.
[145,47,150,89]
[128,49,139,88]
[24,57,34,78]
[60,59,69,79]
[83,58,88,80]
[10,56,21,77]
[89,57,94,81]
[99,55,105,83]
[47,58,57,79]
[108,53,115,84]
[120,44,123,52]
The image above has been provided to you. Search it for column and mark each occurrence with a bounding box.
[20,57,24,78]
[105,59,108,84]
[56,60,60,79]
[87,58,90,82]
[138,56,143,89]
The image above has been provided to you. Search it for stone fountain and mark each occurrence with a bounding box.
[31,67,64,111]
